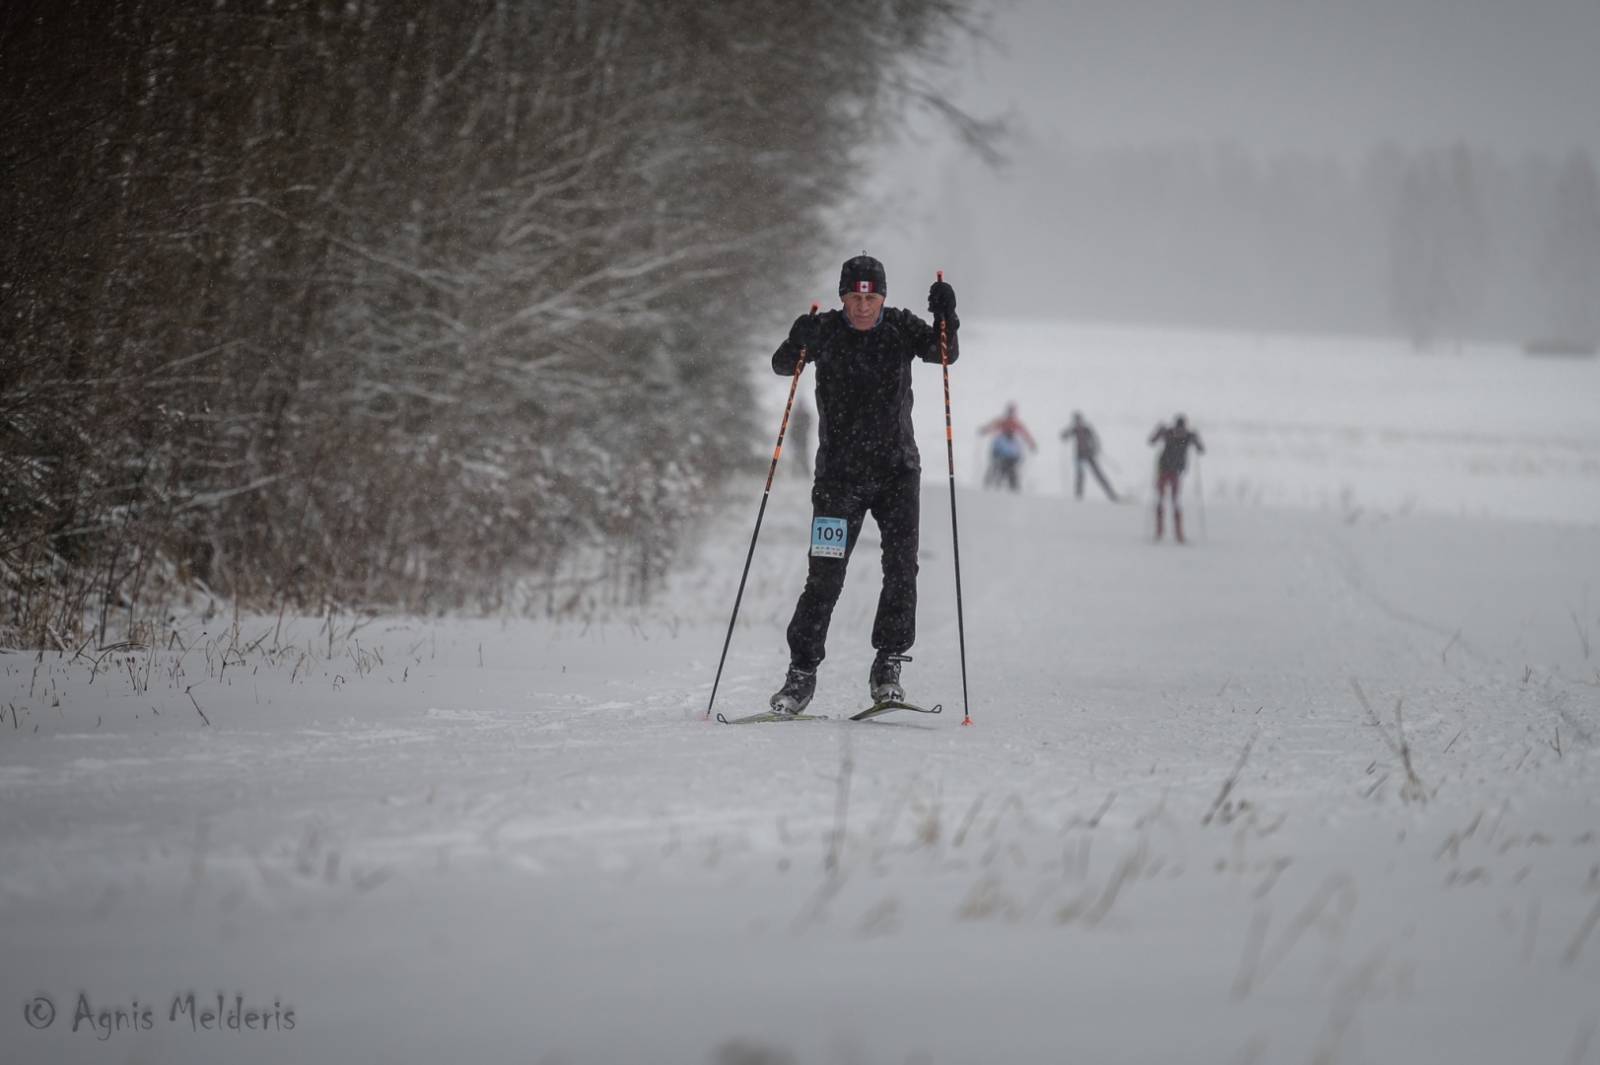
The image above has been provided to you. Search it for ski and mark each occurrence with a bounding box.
[716,710,828,725]
[850,700,942,722]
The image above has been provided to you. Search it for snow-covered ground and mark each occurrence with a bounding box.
[4,322,1599,1064]
[777,319,1600,525]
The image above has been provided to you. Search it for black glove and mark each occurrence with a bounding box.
[787,312,822,357]
[928,279,956,320]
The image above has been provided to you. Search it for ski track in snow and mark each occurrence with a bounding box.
[3,326,1600,1064]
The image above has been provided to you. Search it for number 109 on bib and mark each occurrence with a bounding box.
[810,516,847,558]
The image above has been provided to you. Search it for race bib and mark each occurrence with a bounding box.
[810,516,847,558]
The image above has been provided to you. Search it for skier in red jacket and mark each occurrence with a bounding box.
[979,403,1036,492]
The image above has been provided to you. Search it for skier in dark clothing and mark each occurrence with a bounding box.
[1062,411,1118,501]
[1148,414,1204,542]
[768,254,959,715]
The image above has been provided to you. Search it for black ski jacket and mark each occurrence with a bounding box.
[1150,425,1204,474]
[1062,422,1099,458]
[772,308,959,481]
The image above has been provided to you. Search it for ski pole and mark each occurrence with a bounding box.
[1193,451,1208,543]
[1149,458,1160,541]
[936,272,972,727]
[704,303,818,722]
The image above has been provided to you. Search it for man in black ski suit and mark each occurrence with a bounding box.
[768,255,959,715]
[1149,414,1204,543]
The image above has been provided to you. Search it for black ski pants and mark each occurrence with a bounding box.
[786,467,920,671]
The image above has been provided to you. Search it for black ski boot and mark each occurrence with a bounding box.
[869,653,911,703]
[770,665,817,716]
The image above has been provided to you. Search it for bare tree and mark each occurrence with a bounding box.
[0,0,987,646]
[1387,146,1491,349]
[1537,151,1600,350]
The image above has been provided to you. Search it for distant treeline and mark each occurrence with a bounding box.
[0,0,980,646]
[939,140,1600,348]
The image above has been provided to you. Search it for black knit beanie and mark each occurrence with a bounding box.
[838,254,887,297]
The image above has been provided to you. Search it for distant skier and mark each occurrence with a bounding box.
[1061,411,1118,502]
[979,402,1036,492]
[1148,414,1205,542]
[767,255,959,715]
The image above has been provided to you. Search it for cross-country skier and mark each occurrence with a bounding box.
[1061,411,1118,502]
[1148,414,1205,542]
[979,402,1035,492]
[768,255,959,715]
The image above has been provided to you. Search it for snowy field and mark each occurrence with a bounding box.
[3,322,1600,1064]
[781,318,1598,525]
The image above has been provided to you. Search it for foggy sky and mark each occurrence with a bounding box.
[849,0,1600,340]
[962,0,1600,158]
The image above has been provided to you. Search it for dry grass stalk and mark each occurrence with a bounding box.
[1204,733,1257,826]
[1350,678,1430,804]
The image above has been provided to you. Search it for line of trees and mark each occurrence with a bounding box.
[1387,145,1600,350]
[922,139,1600,349]
[0,0,984,647]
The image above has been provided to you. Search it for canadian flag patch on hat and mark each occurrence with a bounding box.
[838,254,887,296]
